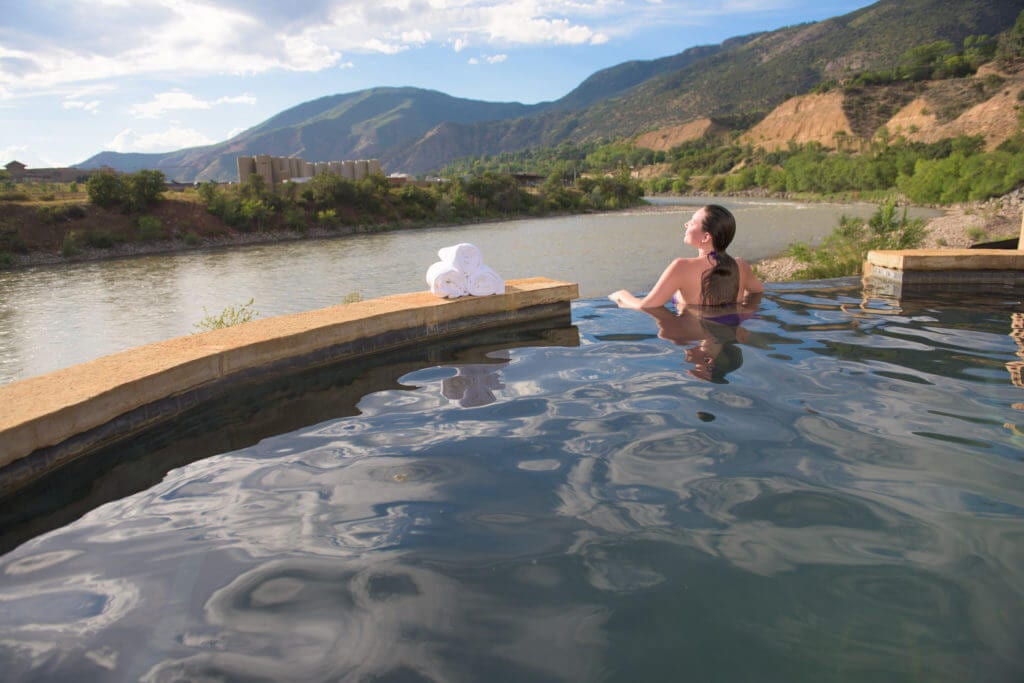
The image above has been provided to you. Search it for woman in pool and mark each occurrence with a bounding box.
[609,204,764,309]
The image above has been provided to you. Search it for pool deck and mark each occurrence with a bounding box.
[864,249,1024,295]
[0,277,578,489]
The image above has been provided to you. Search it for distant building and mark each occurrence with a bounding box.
[4,160,26,179]
[3,160,103,183]
[237,155,383,186]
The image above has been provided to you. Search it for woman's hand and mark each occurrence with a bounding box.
[609,290,630,306]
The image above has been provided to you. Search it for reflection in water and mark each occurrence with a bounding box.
[641,295,760,383]
[442,354,509,407]
[1,285,1023,682]
[141,557,607,682]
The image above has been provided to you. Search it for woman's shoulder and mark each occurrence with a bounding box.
[668,255,705,268]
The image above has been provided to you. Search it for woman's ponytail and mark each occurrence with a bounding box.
[698,205,740,306]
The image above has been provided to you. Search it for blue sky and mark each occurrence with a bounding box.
[1,0,875,170]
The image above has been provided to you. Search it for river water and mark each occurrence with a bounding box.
[0,197,938,385]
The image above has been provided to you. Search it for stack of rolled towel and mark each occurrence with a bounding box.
[426,243,506,298]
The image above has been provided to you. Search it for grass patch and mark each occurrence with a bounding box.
[193,298,259,332]
[137,215,164,242]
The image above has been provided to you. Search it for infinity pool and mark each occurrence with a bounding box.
[1,281,1023,682]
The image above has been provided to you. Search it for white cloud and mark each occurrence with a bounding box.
[480,3,605,45]
[469,53,508,65]
[108,126,215,153]
[401,29,431,45]
[0,0,651,94]
[218,94,258,105]
[0,145,62,168]
[61,99,101,114]
[130,90,256,118]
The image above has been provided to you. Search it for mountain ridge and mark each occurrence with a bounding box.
[77,0,1024,179]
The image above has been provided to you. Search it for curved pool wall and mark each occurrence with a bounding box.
[0,277,578,496]
[0,312,580,556]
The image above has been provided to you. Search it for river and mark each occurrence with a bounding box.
[0,196,939,385]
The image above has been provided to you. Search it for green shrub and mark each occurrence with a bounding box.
[239,197,270,231]
[86,172,126,208]
[787,197,926,279]
[0,251,14,268]
[61,231,82,257]
[86,169,165,211]
[317,208,339,227]
[0,191,31,201]
[137,215,164,241]
[124,169,166,211]
[283,207,307,232]
[0,227,27,254]
[83,231,119,249]
[183,231,200,246]
[193,298,259,332]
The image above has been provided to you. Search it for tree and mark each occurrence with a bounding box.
[997,10,1024,66]
[125,169,166,211]
[86,172,126,208]
[898,41,956,81]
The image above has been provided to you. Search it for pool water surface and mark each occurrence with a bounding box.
[1,281,1023,682]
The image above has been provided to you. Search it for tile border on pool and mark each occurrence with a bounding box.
[0,277,579,493]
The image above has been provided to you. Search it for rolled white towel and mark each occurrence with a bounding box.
[465,265,505,296]
[426,261,468,298]
[438,243,484,273]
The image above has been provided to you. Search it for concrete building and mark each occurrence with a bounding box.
[236,155,384,186]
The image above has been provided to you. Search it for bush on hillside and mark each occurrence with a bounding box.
[87,170,166,211]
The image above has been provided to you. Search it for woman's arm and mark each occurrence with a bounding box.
[609,259,687,309]
[737,258,764,296]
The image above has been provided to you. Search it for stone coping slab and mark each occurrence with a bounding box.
[866,249,1024,272]
[0,277,578,473]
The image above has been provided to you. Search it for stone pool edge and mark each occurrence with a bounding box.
[0,276,579,483]
[864,249,1024,296]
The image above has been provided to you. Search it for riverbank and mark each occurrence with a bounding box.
[0,206,595,271]
[753,191,1024,281]
[4,192,1022,279]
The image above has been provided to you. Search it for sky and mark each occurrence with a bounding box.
[1,0,877,171]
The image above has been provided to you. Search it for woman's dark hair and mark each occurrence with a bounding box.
[699,204,739,306]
